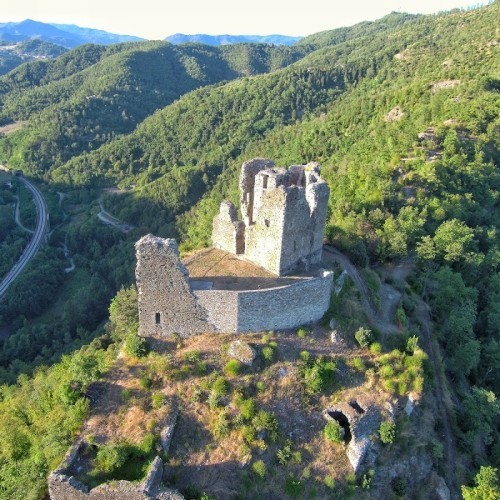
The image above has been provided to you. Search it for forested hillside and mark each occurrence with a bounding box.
[0,41,309,175]
[0,3,498,498]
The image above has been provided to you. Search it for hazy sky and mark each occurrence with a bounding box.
[1,0,489,39]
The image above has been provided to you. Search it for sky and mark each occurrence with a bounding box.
[1,0,489,39]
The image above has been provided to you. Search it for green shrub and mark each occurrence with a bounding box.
[361,469,374,490]
[391,476,408,496]
[370,342,382,355]
[324,420,343,443]
[252,410,278,442]
[208,376,228,408]
[262,346,275,363]
[183,350,201,363]
[224,359,242,377]
[324,475,336,489]
[276,439,293,465]
[213,410,230,439]
[241,425,256,443]
[405,335,419,354]
[355,327,374,348]
[139,374,153,390]
[379,420,396,444]
[299,350,310,362]
[301,356,336,394]
[351,357,366,372]
[121,388,132,402]
[96,444,128,474]
[151,393,166,409]
[297,327,309,338]
[125,332,149,358]
[239,398,256,420]
[256,380,265,392]
[252,460,266,479]
[284,475,304,498]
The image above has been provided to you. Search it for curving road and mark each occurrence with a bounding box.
[0,175,49,297]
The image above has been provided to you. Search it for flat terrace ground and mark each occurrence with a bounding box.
[182,248,319,291]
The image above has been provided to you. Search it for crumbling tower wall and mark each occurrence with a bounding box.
[212,200,245,255]
[213,159,330,276]
[135,235,215,337]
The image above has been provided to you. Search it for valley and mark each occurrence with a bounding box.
[0,3,497,499]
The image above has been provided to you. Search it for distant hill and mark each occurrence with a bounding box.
[0,19,144,48]
[51,23,144,45]
[0,39,67,76]
[166,33,302,45]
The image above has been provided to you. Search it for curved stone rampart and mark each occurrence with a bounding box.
[194,270,333,333]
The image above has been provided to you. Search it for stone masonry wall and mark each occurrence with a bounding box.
[135,235,215,338]
[212,200,245,254]
[244,187,287,276]
[194,271,333,332]
[213,159,330,276]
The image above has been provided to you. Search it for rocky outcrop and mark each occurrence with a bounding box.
[323,399,382,473]
[228,340,257,366]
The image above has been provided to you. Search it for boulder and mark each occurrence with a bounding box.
[228,340,256,366]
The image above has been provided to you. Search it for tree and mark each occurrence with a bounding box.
[433,219,475,264]
[109,286,138,338]
[462,466,500,500]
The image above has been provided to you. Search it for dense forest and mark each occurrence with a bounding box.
[0,3,498,498]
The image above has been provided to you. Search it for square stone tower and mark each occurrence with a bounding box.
[212,159,330,276]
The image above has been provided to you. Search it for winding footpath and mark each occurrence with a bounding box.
[324,245,458,498]
[0,175,49,298]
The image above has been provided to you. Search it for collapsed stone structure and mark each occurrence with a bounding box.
[213,158,330,276]
[323,399,383,473]
[136,159,333,336]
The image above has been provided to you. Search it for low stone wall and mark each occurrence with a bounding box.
[195,270,333,333]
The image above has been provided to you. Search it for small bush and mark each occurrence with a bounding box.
[96,444,128,474]
[361,469,374,490]
[297,327,309,338]
[224,359,242,377]
[391,476,408,496]
[355,327,374,348]
[183,350,201,363]
[370,342,382,355]
[125,332,149,358]
[379,420,396,444]
[276,439,293,465]
[324,475,336,489]
[284,475,304,498]
[299,350,310,362]
[151,393,166,409]
[405,335,419,354]
[256,380,265,392]
[351,357,366,372]
[139,374,153,390]
[262,346,275,363]
[121,388,132,402]
[302,356,336,394]
[324,420,343,443]
[252,460,266,479]
[239,398,256,420]
[252,410,278,442]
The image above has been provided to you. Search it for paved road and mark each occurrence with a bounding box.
[0,175,49,297]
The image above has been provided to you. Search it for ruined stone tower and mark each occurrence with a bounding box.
[135,235,215,337]
[212,158,330,276]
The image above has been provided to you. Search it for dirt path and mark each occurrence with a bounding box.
[324,245,459,498]
[415,301,459,499]
[323,246,399,334]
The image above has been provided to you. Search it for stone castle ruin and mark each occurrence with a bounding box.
[213,158,330,276]
[136,158,333,336]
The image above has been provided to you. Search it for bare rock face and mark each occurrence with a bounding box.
[384,106,404,122]
[228,340,256,366]
[430,472,451,500]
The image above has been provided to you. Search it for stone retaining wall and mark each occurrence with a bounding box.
[195,270,333,333]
